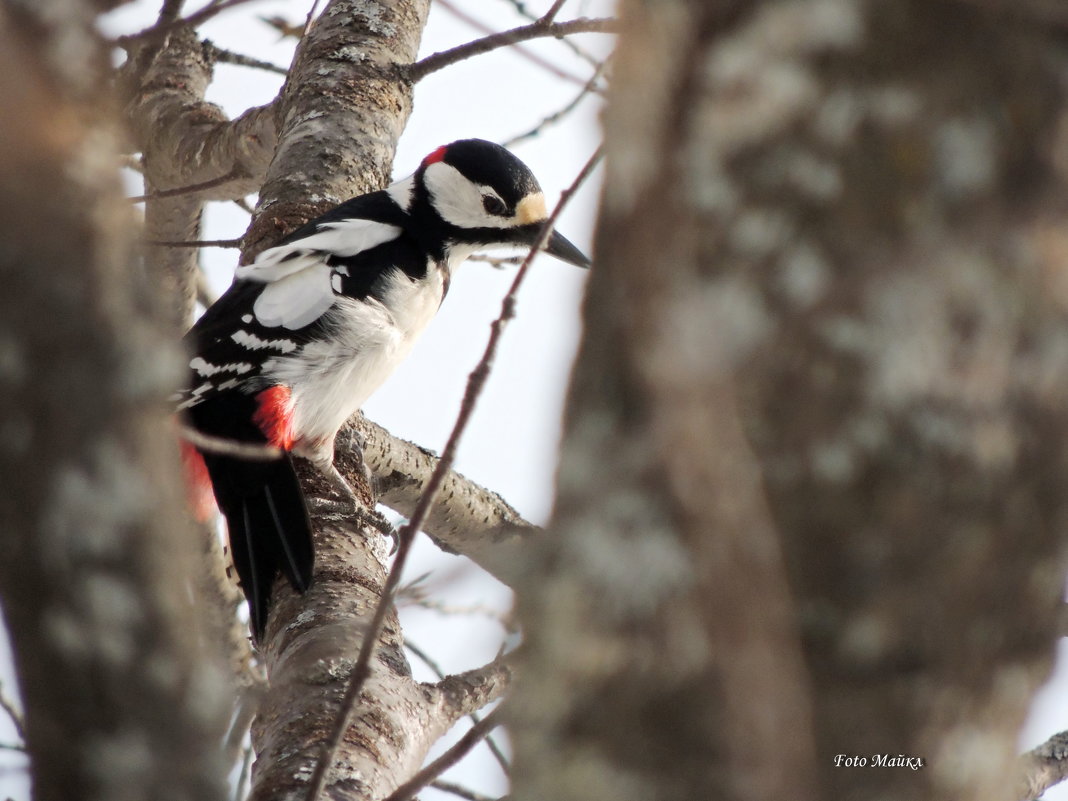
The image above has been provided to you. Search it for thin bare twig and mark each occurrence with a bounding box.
[178,425,283,461]
[260,15,305,39]
[0,683,23,741]
[497,0,605,67]
[430,779,498,801]
[233,744,254,801]
[468,254,523,268]
[401,597,510,624]
[158,0,188,25]
[435,0,589,86]
[129,166,247,203]
[539,0,569,24]
[303,0,325,38]
[303,148,601,801]
[204,40,288,74]
[383,710,504,801]
[502,57,608,147]
[408,17,619,82]
[0,743,25,752]
[405,642,511,773]
[147,237,243,248]
[117,0,263,47]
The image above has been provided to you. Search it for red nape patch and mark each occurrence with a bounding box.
[253,385,296,450]
[421,145,447,167]
[180,439,217,522]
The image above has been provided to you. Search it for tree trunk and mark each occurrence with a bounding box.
[513,2,1068,800]
[0,4,230,800]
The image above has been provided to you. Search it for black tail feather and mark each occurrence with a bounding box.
[204,452,314,641]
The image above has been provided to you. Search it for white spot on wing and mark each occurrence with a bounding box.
[231,330,298,352]
[189,357,254,377]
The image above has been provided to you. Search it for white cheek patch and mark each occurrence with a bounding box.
[424,162,514,230]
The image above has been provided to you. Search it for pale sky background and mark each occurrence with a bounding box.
[2,1,1066,799]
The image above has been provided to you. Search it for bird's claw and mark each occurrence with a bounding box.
[359,508,400,555]
[309,497,400,554]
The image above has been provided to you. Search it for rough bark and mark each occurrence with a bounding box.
[231,4,520,799]
[244,0,429,260]
[343,416,539,585]
[125,24,277,329]
[250,525,510,801]
[511,4,816,801]
[513,1,1068,801]
[725,3,1068,799]
[0,4,230,800]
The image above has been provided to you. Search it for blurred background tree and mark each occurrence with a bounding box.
[3,2,1068,801]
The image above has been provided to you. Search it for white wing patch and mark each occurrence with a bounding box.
[237,219,402,283]
[234,217,403,331]
[252,266,335,330]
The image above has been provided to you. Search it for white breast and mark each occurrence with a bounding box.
[262,265,446,448]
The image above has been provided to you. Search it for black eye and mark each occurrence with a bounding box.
[482,195,508,216]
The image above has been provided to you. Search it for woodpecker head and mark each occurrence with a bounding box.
[406,139,591,268]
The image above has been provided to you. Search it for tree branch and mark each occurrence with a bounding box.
[539,0,569,24]
[116,0,264,47]
[502,57,608,148]
[497,0,606,68]
[1018,731,1068,801]
[129,166,248,203]
[337,416,539,586]
[383,710,504,801]
[406,641,511,773]
[146,237,242,248]
[435,654,514,724]
[434,0,591,86]
[203,40,289,74]
[178,425,282,460]
[0,681,24,741]
[407,17,619,82]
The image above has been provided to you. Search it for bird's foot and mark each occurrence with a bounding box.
[309,495,359,519]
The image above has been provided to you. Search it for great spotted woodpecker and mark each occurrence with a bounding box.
[179,139,590,640]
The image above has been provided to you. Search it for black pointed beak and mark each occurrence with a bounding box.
[543,229,591,268]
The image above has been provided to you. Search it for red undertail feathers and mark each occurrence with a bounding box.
[253,385,296,450]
